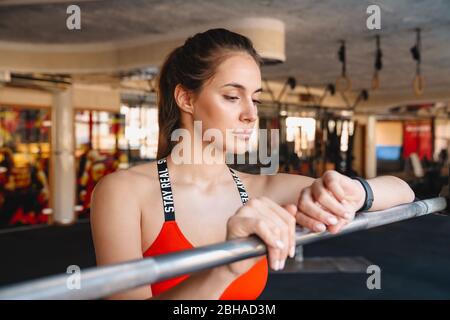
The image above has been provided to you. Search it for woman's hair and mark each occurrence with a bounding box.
[156,28,262,158]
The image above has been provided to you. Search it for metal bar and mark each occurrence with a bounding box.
[0,197,446,300]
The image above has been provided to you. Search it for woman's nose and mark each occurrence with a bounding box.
[240,99,258,123]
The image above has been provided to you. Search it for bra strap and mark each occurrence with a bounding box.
[228,168,249,205]
[156,158,176,221]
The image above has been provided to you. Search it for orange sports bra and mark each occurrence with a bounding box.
[143,158,268,299]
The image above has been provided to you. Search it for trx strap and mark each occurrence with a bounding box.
[336,40,351,92]
[411,28,424,96]
[372,34,383,90]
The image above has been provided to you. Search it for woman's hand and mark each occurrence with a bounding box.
[225,197,297,275]
[296,170,366,234]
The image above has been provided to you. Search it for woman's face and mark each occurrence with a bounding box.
[192,53,262,155]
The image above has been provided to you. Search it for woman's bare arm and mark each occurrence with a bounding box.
[357,175,415,211]
[264,171,415,234]
[90,170,150,299]
[261,173,314,205]
[265,172,415,211]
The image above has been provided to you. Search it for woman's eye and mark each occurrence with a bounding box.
[253,100,261,106]
[224,95,239,101]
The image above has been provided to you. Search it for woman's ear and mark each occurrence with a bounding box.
[174,84,195,115]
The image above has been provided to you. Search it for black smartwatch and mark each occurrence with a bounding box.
[352,177,374,212]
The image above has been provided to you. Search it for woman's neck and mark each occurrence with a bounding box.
[165,153,232,185]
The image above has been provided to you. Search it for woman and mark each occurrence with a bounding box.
[91,28,415,300]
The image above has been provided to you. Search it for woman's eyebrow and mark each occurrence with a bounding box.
[221,82,263,93]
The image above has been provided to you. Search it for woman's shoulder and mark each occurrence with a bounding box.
[93,161,160,200]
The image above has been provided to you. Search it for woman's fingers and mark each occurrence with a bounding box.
[295,172,360,235]
[311,179,350,219]
[283,203,298,216]
[251,198,290,269]
[296,211,327,232]
[298,188,340,226]
[228,212,282,271]
[327,202,356,234]
[241,199,284,271]
[253,218,283,271]
[260,198,297,260]
[322,170,346,202]
[226,197,303,275]
[282,203,298,258]
[227,197,307,272]
[327,216,352,234]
